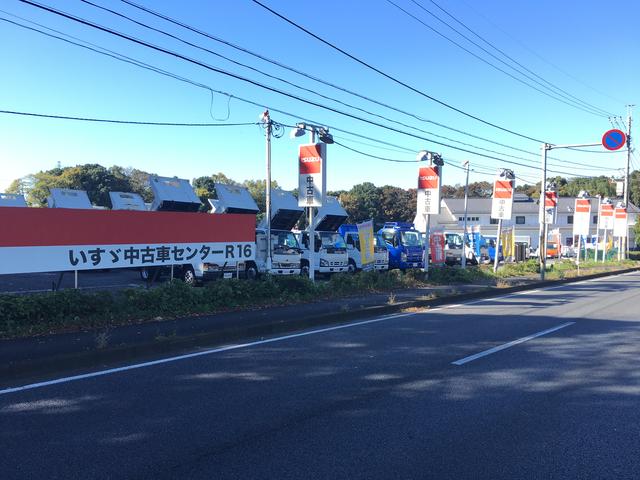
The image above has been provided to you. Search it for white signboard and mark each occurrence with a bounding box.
[614,207,628,238]
[573,198,591,237]
[416,165,441,215]
[298,143,326,207]
[599,203,615,231]
[0,242,255,275]
[490,176,515,220]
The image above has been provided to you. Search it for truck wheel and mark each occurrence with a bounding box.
[139,267,150,281]
[300,261,310,277]
[181,265,197,286]
[245,263,258,280]
[347,259,357,274]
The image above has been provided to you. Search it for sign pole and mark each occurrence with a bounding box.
[624,106,633,259]
[539,144,548,280]
[493,219,502,273]
[308,129,316,282]
[594,196,601,261]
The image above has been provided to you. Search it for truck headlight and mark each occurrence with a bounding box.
[401,252,407,261]
[319,259,328,267]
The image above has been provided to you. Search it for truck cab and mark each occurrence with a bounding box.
[213,184,302,278]
[296,196,348,276]
[378,222,423,270]
[443,231,464,265]
[255,188,303,276]
[338,224,389,272]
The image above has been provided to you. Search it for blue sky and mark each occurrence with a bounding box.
[0,0,637,194]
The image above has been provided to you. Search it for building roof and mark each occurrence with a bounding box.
[443,197,640,214]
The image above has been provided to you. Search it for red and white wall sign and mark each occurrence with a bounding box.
[417,166,441,216]
[599,203,615,230]
[0,208,255,275]
[491,177,515,220]
[298,143,326,207]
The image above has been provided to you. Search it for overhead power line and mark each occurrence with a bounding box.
[14,1,560,172]
[0,109,257,127]
[120,0,612,170]
[120,0,550,158]
[385,0,610,118]
[410,0,614,117]
[250,0,549,144]
[6,5,598,178]
[458,0,626,105]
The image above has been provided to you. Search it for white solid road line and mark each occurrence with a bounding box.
[1,271,632,396]
[451,321,575,366]
[0,312,414,396]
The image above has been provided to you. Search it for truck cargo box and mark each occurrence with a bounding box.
[150,176,201,212]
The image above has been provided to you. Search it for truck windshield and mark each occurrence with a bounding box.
[271,231,299,251]
[445,234,463,249]
[319,232,346,249]
[400,231,421,247]
[375,235,385,247]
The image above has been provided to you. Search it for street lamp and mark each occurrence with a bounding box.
[259,110,284,273]
[461,160,470,269]
[290,122,333,282]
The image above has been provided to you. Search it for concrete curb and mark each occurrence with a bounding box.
[2,266,638,384]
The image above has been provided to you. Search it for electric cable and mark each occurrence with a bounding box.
[411,0,614,117]
[385,0,610,117]
[250,0,551,144]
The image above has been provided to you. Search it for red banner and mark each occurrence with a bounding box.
[430,232,445,265]
[0,207,254,247]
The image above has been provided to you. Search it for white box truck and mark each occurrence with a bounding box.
[295,196,348,276]
[212,184,302,278]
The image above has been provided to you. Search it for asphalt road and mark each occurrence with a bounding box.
[2,271,640,479]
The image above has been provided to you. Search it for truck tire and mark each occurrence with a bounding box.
[347,259,357,274]
[139,267,150,281]
[245,262,258,280]
[300,260,310,277]
[181,265,197,286]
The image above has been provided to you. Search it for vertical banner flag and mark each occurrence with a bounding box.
[491,175,515,219]
[417,166,441,216]
[613,207,628,238]
[573,198,591,237]
[356,220,375,269]
[599,203,615,231]
[543,190,558,224]
[501,226,515,259]
[430,230,445,265]
[298,143,326,207]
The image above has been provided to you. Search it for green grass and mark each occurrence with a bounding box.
[1,260,638,339]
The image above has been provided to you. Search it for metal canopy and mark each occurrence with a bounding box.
[210,183,259,215]
[47,188,93,209]
[109,192,147,211]
[0,193,27,207]
[260,189,303,230]
[313,195,348,232]
[150,176,202,212]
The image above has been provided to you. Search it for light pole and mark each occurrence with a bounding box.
[290,122,333,282]
[259,110,284,273]
[461,160,470,269]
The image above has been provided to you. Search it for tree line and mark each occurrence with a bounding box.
[7,164,640,227]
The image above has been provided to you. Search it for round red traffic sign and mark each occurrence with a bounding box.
[602,129,627,151]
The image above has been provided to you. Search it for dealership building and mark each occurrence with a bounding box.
[414,194,638,249]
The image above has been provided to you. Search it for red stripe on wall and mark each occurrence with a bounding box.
[0,208,255,247]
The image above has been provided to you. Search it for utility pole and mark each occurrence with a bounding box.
[263,110,273,273]
[539,144,549,280]
[624,105,634,258]
[461,160,470,269]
